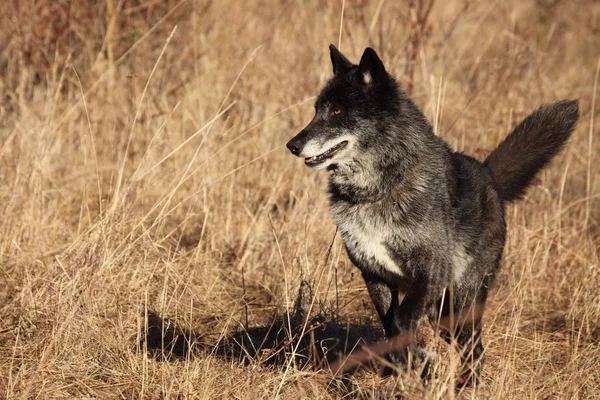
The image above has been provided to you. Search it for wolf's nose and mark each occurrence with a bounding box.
[286,140,302,156]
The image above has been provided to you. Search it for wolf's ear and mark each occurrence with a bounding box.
[329,44,353,75]
[359,47,386,85]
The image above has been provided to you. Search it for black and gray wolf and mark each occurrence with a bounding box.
[286,44,578,385]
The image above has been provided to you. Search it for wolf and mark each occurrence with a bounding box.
[286,44,578,385]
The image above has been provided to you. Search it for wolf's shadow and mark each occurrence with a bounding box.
[139,282,382,373]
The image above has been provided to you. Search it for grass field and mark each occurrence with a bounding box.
[0,0,599,398]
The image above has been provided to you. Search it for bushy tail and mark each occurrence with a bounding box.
[484,100,579,202]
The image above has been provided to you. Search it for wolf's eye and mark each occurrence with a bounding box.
[332,108,342,116]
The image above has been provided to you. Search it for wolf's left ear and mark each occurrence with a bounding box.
[329,44,353,75]
[359,48,386,85]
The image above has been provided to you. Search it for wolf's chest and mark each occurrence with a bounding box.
[334,214,405,277]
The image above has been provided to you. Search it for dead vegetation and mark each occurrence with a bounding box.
[0,0,599,398]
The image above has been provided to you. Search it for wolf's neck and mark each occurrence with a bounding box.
[328,109,445,204]
[329,139,437,204]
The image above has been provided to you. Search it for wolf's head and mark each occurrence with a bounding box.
[286,45,404,174]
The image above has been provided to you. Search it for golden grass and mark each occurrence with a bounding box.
[0,0,599,398]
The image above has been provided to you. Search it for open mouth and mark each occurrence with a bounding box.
[304,141,348,167]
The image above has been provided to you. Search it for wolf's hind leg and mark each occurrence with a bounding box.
[432,289,486,387]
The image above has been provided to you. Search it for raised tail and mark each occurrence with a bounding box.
[484,100,579,202]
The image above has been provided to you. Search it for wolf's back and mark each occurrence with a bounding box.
[484,100,579,202]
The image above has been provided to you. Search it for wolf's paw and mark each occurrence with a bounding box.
[456,354,484,388]
[414,347,436,384]
[456,364,481,389]
[381,347,436,383]
[380,351,407,377]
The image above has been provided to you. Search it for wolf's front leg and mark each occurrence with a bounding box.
[362,272,399,337]
[392,278,430,337]
[362,271,434,377]
[384,276,435,377]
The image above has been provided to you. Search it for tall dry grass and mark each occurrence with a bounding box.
[0,0,599,398]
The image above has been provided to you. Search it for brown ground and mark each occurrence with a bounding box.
[0,0,599,398]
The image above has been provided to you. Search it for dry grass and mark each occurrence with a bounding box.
[0,0,599,398]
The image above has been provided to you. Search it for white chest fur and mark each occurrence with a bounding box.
[336,216,405,277]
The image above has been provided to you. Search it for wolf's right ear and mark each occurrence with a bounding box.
[329,44,353,75]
